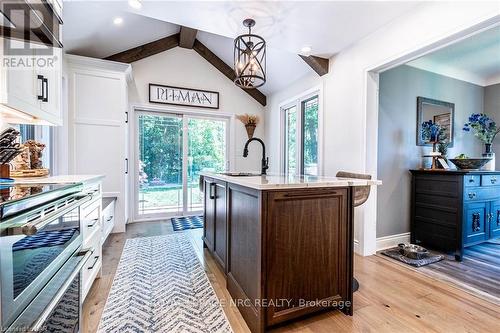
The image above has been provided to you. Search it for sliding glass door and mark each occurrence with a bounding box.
[186,117,227,213]
[136,111,227,219]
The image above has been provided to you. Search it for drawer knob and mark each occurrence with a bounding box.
[491,177,497,184]
[468,192,476,199]
[469,178,475,183]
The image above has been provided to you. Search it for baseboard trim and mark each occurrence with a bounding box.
[376,232,410,251]
[354,239,360,255]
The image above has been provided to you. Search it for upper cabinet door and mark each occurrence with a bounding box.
[38,46,62,125]
[0,40,39,116]
[0,39,62,125]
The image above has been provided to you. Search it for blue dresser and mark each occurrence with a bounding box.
[410,170,500,261]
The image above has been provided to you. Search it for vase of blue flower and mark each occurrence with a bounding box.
[463,113,499,170]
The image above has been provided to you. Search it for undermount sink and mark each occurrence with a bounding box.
[220,172,262,177]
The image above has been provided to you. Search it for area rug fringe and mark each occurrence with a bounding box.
[97,233,233,333]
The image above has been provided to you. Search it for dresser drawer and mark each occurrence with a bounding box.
[81,235,102,300]
[464,186,500,201]
[81,199,101,246]
[101,198,116,243]
[481,174,500,186]
[464,175,480,187]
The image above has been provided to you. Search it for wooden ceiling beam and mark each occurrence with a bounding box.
[105,33,180,63]
[299,55,329,76]
[193,39,267,106]
[179,26,198,49]
[103,33,267,106]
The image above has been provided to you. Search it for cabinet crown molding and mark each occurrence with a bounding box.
[65,54,133,81]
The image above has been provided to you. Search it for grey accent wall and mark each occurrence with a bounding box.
[377,65,484,238]
[485,83,500,157]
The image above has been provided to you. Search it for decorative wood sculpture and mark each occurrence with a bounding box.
[24,140,46,169]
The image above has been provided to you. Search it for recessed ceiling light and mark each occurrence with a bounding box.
[128,0,142,10]
[113,17,124,25]
[301,46,312,54]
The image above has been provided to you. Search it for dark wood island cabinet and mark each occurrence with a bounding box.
[202,173,380,333]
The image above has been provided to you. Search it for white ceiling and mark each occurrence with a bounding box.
[406,25,500,86]
[63,0,422,95]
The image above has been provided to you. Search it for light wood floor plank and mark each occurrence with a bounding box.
[82,221,500,333]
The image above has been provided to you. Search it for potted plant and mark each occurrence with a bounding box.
[236,113,260,139]
[463,113,500,155]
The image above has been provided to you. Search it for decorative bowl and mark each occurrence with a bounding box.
[398,243,429,260]
[448,158,492,170]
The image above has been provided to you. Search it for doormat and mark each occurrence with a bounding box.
[171,215,203,231]
[381,248,444,267]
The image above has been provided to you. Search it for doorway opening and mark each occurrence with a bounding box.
[135,111,228,220]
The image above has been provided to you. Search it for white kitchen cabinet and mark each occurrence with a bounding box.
[66,54,132,234]
[0,38,63,125]
[37,47,62,124]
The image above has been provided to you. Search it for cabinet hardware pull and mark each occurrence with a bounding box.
[106,216,113,222]
[497,210,500,227]
[209,182,216,199]
[491,177,497,184]
[468,192,476,199]
[37,75,44,100]
[87,256,100,270]
[42,77,48,102]
[87,218,99,228]
[469,178,475,183]
[125,158,129,174]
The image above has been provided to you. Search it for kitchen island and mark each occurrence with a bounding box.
[200,172,381,333]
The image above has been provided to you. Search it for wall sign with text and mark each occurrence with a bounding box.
[149,84,219,109]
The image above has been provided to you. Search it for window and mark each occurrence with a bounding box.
[282,93,320,176]
[19,124,54,172]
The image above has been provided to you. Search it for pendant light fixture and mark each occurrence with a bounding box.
[234,19,266,89]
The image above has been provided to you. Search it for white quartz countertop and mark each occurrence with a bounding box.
[200,172,381,190]
[8,174,105,185]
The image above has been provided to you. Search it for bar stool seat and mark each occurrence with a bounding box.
[336,171,373,293]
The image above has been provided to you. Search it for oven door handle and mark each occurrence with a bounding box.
[30,249,93,332]
[22,194,93,236]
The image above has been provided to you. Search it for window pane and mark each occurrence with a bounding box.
[302,96,319,176]
[284,106,297,175]
[138,114,183,216]
[187,118,226,213]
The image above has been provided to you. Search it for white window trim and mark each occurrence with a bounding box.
[279,85,324,176]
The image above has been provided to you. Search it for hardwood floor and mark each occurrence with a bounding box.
[378,241,500,305]
[83,221,500,333]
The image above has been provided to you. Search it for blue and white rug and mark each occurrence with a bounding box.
[97,233,232,333]
[171,215,203,231]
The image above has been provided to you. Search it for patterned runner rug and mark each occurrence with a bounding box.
[97,233,232,333]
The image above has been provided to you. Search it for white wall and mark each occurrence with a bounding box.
[128,47,265,173]
[265,2,500,255]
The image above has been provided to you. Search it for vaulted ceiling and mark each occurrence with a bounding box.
[63,1,422,95]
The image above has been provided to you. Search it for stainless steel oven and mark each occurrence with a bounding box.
[0,191,92,331]
[6,247,93,333]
